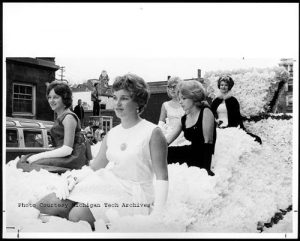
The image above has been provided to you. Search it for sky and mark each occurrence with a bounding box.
[3,3,299,85]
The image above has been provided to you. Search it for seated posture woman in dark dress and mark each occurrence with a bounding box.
[17,81,90,173]
[210,75,262,144]
[167,80,216,176]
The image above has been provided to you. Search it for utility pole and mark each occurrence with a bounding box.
[59,66,65,81]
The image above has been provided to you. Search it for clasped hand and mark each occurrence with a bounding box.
[55,175,78,200]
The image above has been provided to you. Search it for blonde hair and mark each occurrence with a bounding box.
[177,80,208,107]
[167,76,182,98]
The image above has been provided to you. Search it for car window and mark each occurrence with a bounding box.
[24,130,43,147]
[47,131,54,148]
[6,129,19,147]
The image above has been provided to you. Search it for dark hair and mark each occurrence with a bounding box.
[217,75,234,90]
[46,81,72,108]
[112,73,150,114]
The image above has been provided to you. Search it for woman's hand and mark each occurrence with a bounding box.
[27,154,41,164]
[66,175,78,191]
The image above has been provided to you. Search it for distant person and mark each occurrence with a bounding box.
[167,80,217,176]
[94,127,104,142]
[17,81,90,174]
[73,99,85,128]
[91,83,101,116]
[211,75,262,144]
[99,70,109,92]
[84,124,94,136]
[158,76,190,147]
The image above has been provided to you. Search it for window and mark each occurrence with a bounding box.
[24,130,43,147]
[13,83,35,114]
[6,129,19,147]
[101,116,113,134]
[47,131,54,148]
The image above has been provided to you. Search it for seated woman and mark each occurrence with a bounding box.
[17,81,90,174]
[167,80,216,176]
[34,73,169,231]
[158,76,190,147]
[210,76,262,144]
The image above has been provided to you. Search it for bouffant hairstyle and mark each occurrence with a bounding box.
[112,73,150,114]
[177,80,209,108]
[217,75,234,90]
[167,76,182,98]
[46,81,73,108]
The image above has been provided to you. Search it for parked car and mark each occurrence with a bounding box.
[6,117,55,163]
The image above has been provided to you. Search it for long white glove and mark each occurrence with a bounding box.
[27,145,73,163]
[152,180,168,214]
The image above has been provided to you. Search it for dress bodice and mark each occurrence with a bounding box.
[50,109,85,148]
[106,119,157,183]
[216,101,229,126]
[182,107,217,149]
[164,101,185,127]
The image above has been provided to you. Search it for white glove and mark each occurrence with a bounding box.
[55,177,70,200]
[152,180,168,214]
[27,145,73,164]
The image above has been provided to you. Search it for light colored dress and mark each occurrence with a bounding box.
[216,101,229,127]
[163,101,191,147]
[67,119,157,220]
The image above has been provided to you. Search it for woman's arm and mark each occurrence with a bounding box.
[202,108,215,144]
[165,121,182,145]
[150,127,168,180]
[62,114,77,147]
[27,114,77,163]
[150,127,168,213]
[90,134,109,171]
[158,103,167,127]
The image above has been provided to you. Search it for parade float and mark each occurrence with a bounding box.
[4,66,295,236]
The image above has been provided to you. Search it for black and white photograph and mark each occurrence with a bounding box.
[2,2,298,239]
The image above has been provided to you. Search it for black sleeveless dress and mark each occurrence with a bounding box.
[168,107,217,171]
[17,110,89,174]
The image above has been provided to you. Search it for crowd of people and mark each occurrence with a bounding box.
[14,71,263,231]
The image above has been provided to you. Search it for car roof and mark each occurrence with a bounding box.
[6,117,54,130]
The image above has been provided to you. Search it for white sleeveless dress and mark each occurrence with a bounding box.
[67,119,157,220]
[163,101,191,147]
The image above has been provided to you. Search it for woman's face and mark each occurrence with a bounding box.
[167,83,177,99]
[47,89,65,113]
[219,81,229,94]
[178,92,195,114]
[113,89,139,119]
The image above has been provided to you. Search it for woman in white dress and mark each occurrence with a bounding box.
[158,76,190,147]
[35,73,169,231]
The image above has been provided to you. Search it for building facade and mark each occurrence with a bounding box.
[276,58,294,113]
[6,57,60,121]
